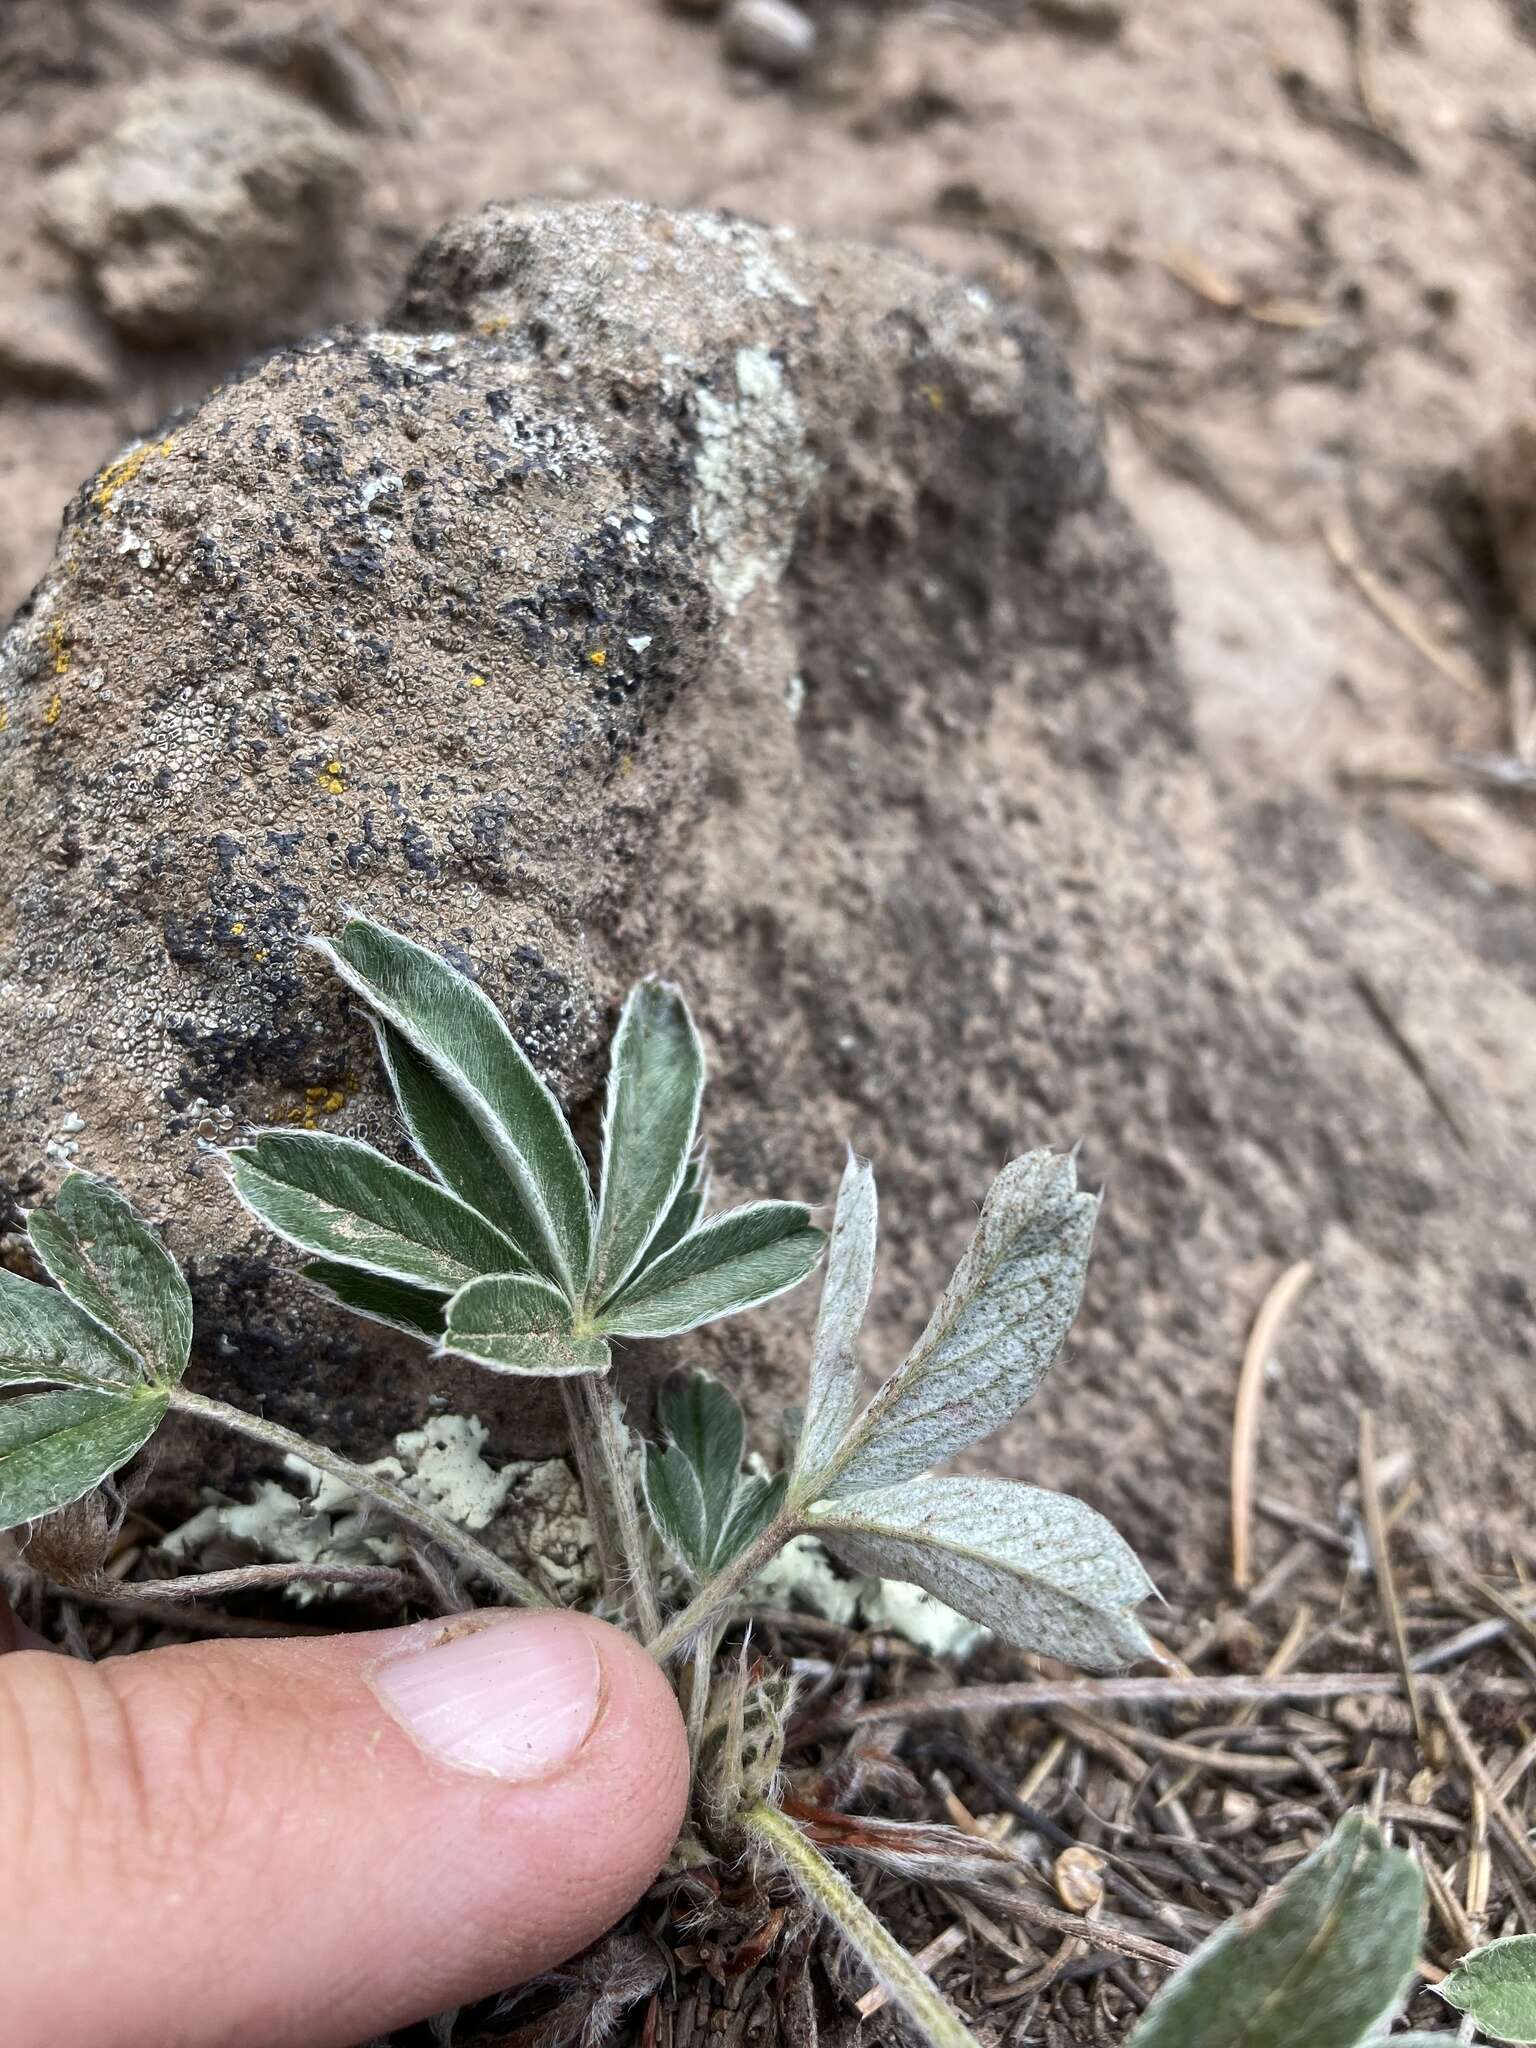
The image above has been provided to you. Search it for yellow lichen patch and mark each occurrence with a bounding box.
[42,693,62,727]
[476,315,511,337]
[94,436,174,512]
[47,619,70,675]
[0,707,9,734]
[323,1090,346,1114]
[620,753,636,778]
[587,649,607,668]
[920,384,945,412]
[230,920,246,937]
[468,672,488,688]
[316,758,346,795]
[253,949,269,961]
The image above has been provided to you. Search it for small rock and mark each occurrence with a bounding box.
[42,71,361,345]
[721,0,816,77]
[0,291,115,399]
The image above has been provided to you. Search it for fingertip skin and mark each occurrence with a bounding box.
[0,1609,691,2048]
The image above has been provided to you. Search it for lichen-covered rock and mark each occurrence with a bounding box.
[41,71,360,344]
[1,200,1531,1580]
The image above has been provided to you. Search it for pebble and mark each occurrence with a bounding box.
[0,290,115,400]
[721,0,817,77]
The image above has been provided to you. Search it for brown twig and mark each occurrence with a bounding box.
[837,1671,1404,1728]
[1232,1260,1314,1589]
[1357,1410,1426,1746]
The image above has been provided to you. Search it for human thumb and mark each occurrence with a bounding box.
[0,1606,690,2048]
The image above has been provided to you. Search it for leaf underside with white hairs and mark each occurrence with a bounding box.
[301,1262,448,1341]
[443,1271,608,1376]
[0,1269,142,1390]
[809,1476,1155,1671]
[1126,1814,1424,2048]
[822,1150,1097,1497]
[590,980,704,1305]
[227,1130,522,1294]
[642,1369,786,1579]
[375,1023,541,1271]
[316,917,594,1294]
[1441,1935,1536,2043]
[793,1151,876,1489]
[596,1203,826,1338]
[0,1386,169,1529]
[28,1173,192,1384]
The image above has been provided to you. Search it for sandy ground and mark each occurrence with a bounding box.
[5,0,1536,895]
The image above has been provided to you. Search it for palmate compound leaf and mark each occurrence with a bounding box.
[807,1475,1156,1671]
[27,1172,192,1385]
[226,1130,525,1296]
[589,980,705,1305]
[642,1369,787,1580]
[0,1267,142,1391]
[314,917,593,1296]
[810,1149,1098,1499]
[594,1202,826,1340]
[442,1272,610,1377]
[0,1385,169,1531]
[791,1150,876,1491]
[1127,1814,1424,2048]
[1441,1935,1536,2043]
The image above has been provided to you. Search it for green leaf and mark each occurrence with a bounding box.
[822,1150,1097,1496]
[590,980,705,1304]
[442,1272,608,1377]
[809,1476,1155,1671]
[1442,1935,1536,2042]
[300,1262,447,1341]
[595,1203,826,1339]
[375,1023,541,1271]
[316,918,593,1295]
[227,1131,523,1294]
[0,1386,168,1530]
[27,1173,192,1386]
[1127,1814,1424,2048]
[642,1151,709,1269]
[0,1269,142,1391]
[793,1150,876,1491]
[657,1369,746,1537]
[641,1371,787,1580]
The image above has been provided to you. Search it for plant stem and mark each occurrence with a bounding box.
[647,1513,795,1662]
[569,1372,661,1639]
[737,1800,980,2048]
[560,1379,623,1604]
[169,1389,549,1609]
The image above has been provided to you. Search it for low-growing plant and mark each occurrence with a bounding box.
[1441,1934,1536,2043]
[0,916,1162,2047]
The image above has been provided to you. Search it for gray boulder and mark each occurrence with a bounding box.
[1,200,1530,1578]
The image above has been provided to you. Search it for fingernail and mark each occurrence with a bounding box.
[370,1613,603,1781]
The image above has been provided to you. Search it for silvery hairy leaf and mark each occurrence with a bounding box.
[227,1130,524,1295]
[0,1385,169,1531]
[315,917,593,1296]
[792,1150,876,1492]
[818,1150,1097,1497]
[808,1475,1155,1670]
[642,1151,709,1269]
[301,1261,447,1341]
[375,1023,541,1269]
[590,980,705,1305]
[641,1369,787,1580]
[595,1202,826,1339]
[0,1268,141,1391]
[1128,1814,1424,2048]
[27,1172,192,1385]
[1441,1936,1536,2043]
[443,1272,609,1376]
